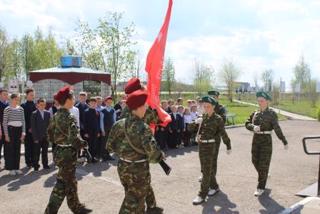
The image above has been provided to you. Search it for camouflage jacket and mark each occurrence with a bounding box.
[215,103,227,124]
[107,113,163,163]
[47,108,87,150]
[188,113,231,150]
[245,107,288,145]
[120,106,160,125]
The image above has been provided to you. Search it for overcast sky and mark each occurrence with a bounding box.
[1,0,320,88]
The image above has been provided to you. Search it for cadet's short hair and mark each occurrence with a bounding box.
[25,88,34,95]
[37,98,46,104]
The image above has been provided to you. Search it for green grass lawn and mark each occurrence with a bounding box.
[221,98,287,125]
[159,94,289,125]
[239,93,320,119]
[274,100,319,119]
[160,94,287,125]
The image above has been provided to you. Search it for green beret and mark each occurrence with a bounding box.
[201,96,217,106]
[256,91,272,101]
[208,90,220,97]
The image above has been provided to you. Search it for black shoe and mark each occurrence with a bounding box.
[27,164,32,169]
[91,158,98,163]
[75,207,93,214]
[146,207,164,214]
[103,156,115,161]
[34,167,39,171]
[43,165,50,169]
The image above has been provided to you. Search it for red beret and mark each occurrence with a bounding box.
[105,96,113,101]
[126,89,148,110]
[124,78,143,94]
[55,86,72,104]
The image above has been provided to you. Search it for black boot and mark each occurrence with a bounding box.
[74,206,92,214]
[146,207,164,214]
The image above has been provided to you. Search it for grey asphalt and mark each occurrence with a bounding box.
[0,120,319,214]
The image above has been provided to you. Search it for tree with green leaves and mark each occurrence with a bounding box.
[220,61,240,102]
[261,69,273,92]
[98,12,136,99]
[20,28,63,78]
[76,12,136,99]
[0,26,9,81]
[5,39,21,80]
[194,60,214,96]
[308,79,318,108]
[292,56,311,93]
[162,58,175,96]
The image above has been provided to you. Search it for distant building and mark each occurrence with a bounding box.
[235,82,251,93]
[29,56,111,102]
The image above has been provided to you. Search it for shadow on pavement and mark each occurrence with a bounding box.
[201,191,239,214]
[258,189,286,214]
[5,165,55,191]
[165,145,198,158]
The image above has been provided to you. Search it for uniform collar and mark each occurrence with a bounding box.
[129,112,143,122]
[259,107,269,113]
[58,108,70,114]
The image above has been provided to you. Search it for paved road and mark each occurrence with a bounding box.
[0,120,319,214]
[234,100,317,121]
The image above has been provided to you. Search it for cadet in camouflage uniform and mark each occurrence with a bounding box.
[245,91,288,197]
[44,86,92,214]
[197,90,227,183]
[189,96,232,205]
[107,89,164,214]
[208,90,227,123]
[119,77,162,212]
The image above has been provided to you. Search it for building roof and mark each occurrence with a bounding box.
[29,67,111,85]
[30,66,109,75]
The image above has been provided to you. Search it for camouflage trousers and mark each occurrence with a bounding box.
[198,142,220,198]
[251,134,273,189]
[117,160,156,214]
[45,148,83,214]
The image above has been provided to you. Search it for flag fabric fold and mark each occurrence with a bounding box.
[145,0,173,109]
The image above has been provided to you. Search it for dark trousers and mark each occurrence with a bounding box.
[155,127,168,150]
[182,124,192,147]
[4,126,22,170]
[24,132,34,166]
[87,134,99,159]
[168,130,180,148]
[33,139,49,168]
[100,130,111,159]
[251,135,273,190]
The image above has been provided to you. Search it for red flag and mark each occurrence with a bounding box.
[145,0,173,109]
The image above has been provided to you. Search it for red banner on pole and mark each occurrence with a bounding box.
[145,0,173,109]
